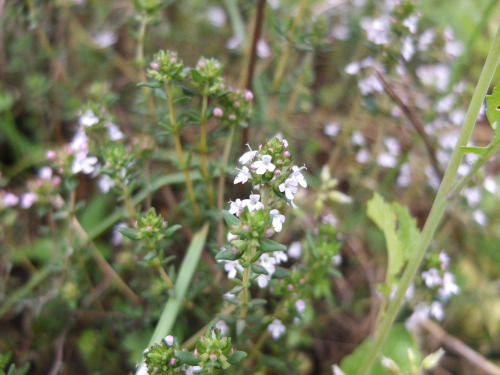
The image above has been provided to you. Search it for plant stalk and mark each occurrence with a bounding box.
[356,25,500,375]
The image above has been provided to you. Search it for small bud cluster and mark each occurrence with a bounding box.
[142,330,246,374]
[215,89,253,127]
[190,57,225,94]
[148,50,185,83]
[117,208,180,250]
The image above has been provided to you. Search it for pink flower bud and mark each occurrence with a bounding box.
[170,358,177,365]
[233,101,240,107]
[46,150,56,160]
[210,354,217,361]
[146,226,153,232]
[213,107,223,117]
[284,151,291,158]
[170,57,177,63]
[274,170,281,175]
[229,114,236,121]
[150,62,160,70]
[244,90,253,101]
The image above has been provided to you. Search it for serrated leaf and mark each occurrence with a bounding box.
[227,351,248,365]
[175,351,200,366]
[215,249,240,261]
[486,83,500,134]
[272,266,290,279]
[221,210,241,227]
[461,146,488,156]
[117,227,140,240]
[259,238,287,252]
[340,324,421,375]
[392,204,420,260]
[366,194,403,282]
[251,264,269,275]
[137,81,162,89]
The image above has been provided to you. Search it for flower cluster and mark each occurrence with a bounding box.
[215,89,253,127]
[217,138,307,294]
[148,50,186,83]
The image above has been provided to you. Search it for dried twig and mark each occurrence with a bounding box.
[375,70,444,180]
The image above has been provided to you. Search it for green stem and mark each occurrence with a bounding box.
[200,89,214,204]
[356,25,500,375]
[217,125,236,247]
[165,82,201,221]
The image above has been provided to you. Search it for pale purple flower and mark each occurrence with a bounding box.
[270,209,285,232]
[267,319,286,339]
[98,174,115,193]
[242,194,264,211]
[38,167,53,180]
[206,6,226,27]
[244,90,253,101]
[361,16,391,45]
[473,209,487,225]
[257,39,271,58]
[220,260,243,279]
[20,192,38,209]
[215,320,229,336]
[234,166,251,184]
[2,192,19,207]
[295,299,306,314]
[324,122,340,137]
[70,129,89,153]
[358,74,384,95]
[253,155,275,175]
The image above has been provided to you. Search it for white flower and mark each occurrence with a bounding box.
[358,74,384,95]
[220,260,243,279]
[234,166,251,184]
[39,167,53,180]
[181,365,202,375]
[273,251,288,264]
[92,31,118,49]
[242,194,264,211]
[98,174,115,193]
[279,178,298,200]
[229,199,244,216]
[324,122,340,137]
[267,319,286,339]
[164,335,174,346]
[79,109,99,127]
[238,146,258,165]
[255,253,276,288]
[421,268,441,288]
[288,241,302,259]
[290,165,307,188]
[71,152,98,174]
[207,6,226,27]
[136,363,149,375]
[253,154,275,175]
[70,128,89,153]
[215,320,229,336]
[438,272,459,299]
[105,121,124,141]
[361,16,391,45]
[270,209,285,232]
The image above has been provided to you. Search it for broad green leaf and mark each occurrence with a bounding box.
[161,224,182,237]
[175,351,200,366]
[392,204,420,260]
[259,238,287,252]
[221,210,241,227]
[148,223,209,346]
[367,193,404,281]
[340,324,421,375]
[486,83,500,133]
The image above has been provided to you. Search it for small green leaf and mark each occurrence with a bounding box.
[272,266,290,279]
[137,81,163,89]
[486,83,500,134]
[221,210,241,227]
[251,264,269,275]
[175,351,200,366]
[191,69,204,83]
[215,249,240,261]
[173,96,191,104]
[117,227,140,240]
[461,146,488,155]
[250,298,267,307]
[161,224,182,237]
[230,285,244,294]
[259,238,287,252]
[227,351,248,365]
